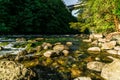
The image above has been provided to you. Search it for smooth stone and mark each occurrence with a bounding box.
[83,39,92,43]
[74,77,91,80]
[66,42,73,46]
[53,44,65,52]
[87,47,101,52]
[62,50,69,56]
[43,50,55,58]
[87,61,105,72]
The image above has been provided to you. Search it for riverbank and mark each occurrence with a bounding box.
[0,34,120,80]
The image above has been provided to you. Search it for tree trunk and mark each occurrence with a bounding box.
[113,15,120,32]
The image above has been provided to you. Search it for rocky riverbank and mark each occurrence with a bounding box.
[0,34,120,80]
[83,32,120,80]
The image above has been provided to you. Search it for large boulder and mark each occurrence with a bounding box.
[87,61,105,72]
[101,41,116,50]
[101,56,120,80]
[0,61,35,80]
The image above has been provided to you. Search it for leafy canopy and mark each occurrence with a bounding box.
[70,0,120,33]
[0,0,76,34]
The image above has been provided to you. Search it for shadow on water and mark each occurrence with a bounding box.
[31,65,70,80]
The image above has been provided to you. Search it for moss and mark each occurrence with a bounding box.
[21,59,39,68]
[45,58,53,66]
[0,42,9,46]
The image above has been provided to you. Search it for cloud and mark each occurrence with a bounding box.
[63,0,78,6]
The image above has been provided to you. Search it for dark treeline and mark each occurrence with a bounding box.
[0,0,77,34]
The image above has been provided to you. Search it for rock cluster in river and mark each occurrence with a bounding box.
[85,33,120,55]
[83,32,120,80]
[41,42,72,58]
[2,35,120,80]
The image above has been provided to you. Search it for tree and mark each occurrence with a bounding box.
[70,0,120,33]
[0,0,76,34]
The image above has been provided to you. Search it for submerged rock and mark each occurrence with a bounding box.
[0,61,35,80]
[66,42,73,46]
[34,38,44,41]
[70,68,82,78]
[101,56,120,80]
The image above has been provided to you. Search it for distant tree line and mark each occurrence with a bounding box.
[0,0,77,34]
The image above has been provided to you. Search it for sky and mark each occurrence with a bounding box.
[63,0,78,6]
[63,0,79,17]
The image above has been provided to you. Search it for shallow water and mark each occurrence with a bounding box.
[0,35,112,80]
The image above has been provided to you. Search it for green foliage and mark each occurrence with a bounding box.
[0,0,76,34]
[70,0,120,33]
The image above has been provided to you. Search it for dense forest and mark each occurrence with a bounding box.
[70,0,120,34]
[0,0,77,34]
